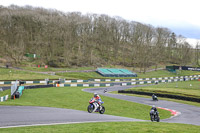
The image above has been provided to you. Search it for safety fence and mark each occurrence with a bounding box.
[120,77,199,86]
[0,75,199,85]
[91,75,200,82]
[56,83,114,87]
[0,79,89,85]
[56,76,199,87]
[0,95,9,102]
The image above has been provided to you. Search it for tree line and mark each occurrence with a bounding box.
[0,5,199,72]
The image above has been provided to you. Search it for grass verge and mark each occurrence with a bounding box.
[0,68,61,80]
[56,70,200,80]
[126,81,200,99]
[20,66,96,72]
[56,71,105,80]
[0,89,10,97]
[0,87,171,120]
[0,122,199,133]
[137,70,200,78]
[0,67,199,80]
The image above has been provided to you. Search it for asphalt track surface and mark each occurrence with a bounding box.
[0,106,144,128]
[0,85,199,128]
[84,85,200,126]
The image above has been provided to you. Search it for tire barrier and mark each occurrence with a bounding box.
[118,90,200,103]
[0,95,9,102]
[24,84,53,89]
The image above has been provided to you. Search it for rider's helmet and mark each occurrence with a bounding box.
[94,92,98,98]
[152,105,155,108]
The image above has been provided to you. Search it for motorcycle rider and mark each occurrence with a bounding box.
[151,105,158,118]
[152,94,158,101]
[93,92,102,112]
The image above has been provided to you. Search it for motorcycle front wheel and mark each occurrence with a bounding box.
[99,106,105,114]
[88,104,94,113]
[156,116,160,122]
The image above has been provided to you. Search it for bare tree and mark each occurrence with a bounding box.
[195,41,200,66]
[153,27,171,70]
[0,5,195,68]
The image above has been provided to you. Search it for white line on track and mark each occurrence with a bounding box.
[0,120,140,129]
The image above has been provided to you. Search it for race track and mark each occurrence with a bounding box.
[0,106,143,128]
[0,85,199,128]
[84,85,200,126]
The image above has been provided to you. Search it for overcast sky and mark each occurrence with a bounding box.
[1,0,200,45]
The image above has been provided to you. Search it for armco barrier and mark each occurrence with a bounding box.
[1,86,11,91]
[118,90,200,103]
[0,95,9,102]
[24,84,53,89]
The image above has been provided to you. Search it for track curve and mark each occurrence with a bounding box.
[0,85,199,128]
[83,85,200,126]
[0,106,144,128]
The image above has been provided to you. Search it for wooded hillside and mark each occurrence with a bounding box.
[0,5,199,72]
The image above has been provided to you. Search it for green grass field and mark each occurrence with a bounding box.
[20,66,96,72]
[1,67,199,80]
[0,89,10,97]
[126,80,200,99]
[0,68,61,80]
[56,70,200,80]
[0,122,199,133]
[137,70,200,78]
[56,71,105,80]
